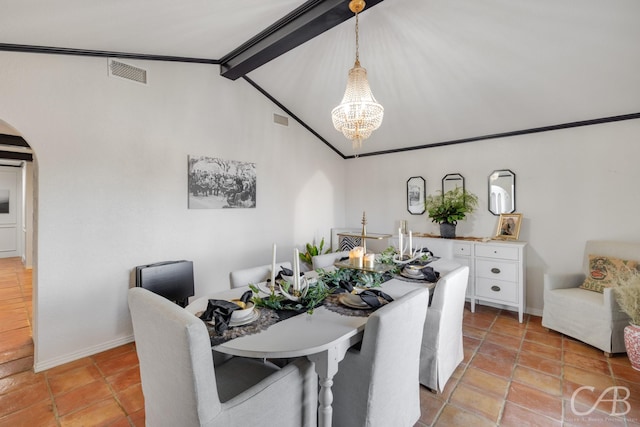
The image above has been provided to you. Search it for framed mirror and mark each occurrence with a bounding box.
[488,169,515,215]
[442,173,464,194]
[406,176,426,215]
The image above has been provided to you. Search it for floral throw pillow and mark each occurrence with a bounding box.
[579,255,639,293]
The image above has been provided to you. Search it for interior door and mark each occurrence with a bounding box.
[0,167,20,258]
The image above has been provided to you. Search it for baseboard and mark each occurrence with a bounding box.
[34,334,135,373]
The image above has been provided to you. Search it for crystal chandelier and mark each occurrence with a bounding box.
[331,0,384,154]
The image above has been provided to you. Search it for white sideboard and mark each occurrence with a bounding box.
[392,236,527,322]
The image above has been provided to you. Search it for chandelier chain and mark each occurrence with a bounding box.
[355,11,360,63]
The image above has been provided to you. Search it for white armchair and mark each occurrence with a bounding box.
[542,240,640,355]
[229,261,292,288]
[128,287,317,427]
[419,266,469,393]
[331,288,429,427]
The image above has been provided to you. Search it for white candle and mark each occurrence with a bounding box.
[270,243,277,291]
[293,248,300,292]
[364,253,375,269]
[398,228,403,258]
[409,231,413,256]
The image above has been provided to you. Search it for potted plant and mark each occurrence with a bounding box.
[299,237,331,269]
[424,187,479,238]
[613,271,640,370]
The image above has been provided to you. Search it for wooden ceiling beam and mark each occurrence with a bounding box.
[220,0,384,80]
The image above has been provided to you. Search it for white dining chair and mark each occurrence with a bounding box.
[128,287,317,427]
[229,261,292,288]
[311,251,349,270]
[419,265,469,393]
[331,288,429,427]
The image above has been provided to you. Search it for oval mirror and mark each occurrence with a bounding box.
[442,173,464,194]
[488,169,515,215]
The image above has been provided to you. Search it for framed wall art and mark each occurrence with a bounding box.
[188,156,256,209]
[494,213,522,240]
[406,176,426,215]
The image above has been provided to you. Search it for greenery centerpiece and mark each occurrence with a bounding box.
[424,187,479,238]
[249,280,330,314]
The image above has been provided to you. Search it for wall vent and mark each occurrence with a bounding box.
[108,59,148,85]
[273,113,289,126]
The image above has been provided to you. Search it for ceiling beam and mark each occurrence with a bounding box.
[220,0,384,80]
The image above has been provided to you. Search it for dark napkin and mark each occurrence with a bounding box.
[420,266,440,282]
[277,266,304,281]
[330,279,354,294]
[199,299,240,334]
[359,289,394,308]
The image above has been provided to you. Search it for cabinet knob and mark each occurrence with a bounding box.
[491,267,501,274]
[491,285,501,292]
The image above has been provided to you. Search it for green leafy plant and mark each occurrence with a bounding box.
[424,187,479,225]
[299,237,331,266]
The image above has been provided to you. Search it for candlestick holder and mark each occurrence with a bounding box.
[279,277,309,302]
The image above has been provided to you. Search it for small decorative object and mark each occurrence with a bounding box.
[494,213,523,240]
[279,276,310,302]
[613,273,640,370]
[407,176,426,215]
[424,187,479,239]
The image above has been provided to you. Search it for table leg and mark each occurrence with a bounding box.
[308,335,361,427]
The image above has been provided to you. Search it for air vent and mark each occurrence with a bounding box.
[108,59,148,85]
[273,113,289,126]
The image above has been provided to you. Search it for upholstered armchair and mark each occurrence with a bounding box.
[542,240,640,355]
[229,261,292,288]
[128,287,317,427]
[419,266,469,392]
[331,288,429,427]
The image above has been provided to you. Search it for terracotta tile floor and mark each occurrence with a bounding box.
[1,256,639,426]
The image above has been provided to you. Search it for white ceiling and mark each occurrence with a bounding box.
[2,0,640,157]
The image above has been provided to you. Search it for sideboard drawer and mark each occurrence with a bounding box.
[453,242,472,257]
[476,277,517,303]
[475,244,520,261]
[476,259,517,282]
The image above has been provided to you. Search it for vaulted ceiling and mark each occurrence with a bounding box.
[2,0,640,158]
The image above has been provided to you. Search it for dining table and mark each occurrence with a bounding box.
[185,258,461,427]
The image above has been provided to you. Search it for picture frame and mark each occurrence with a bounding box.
[494,213,522,240]
[406,176,426,215]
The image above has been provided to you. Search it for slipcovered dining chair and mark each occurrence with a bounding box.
[331,288,429,427]
[419,265,469,393]
[128,287,317,427]
[229,261,292,288]
[311,251,349,270]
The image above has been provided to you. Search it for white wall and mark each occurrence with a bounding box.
[344,119,640,315]
[0,52,346,370]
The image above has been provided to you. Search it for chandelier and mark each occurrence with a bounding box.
[331,0,384,154]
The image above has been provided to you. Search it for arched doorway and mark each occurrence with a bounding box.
[0,119,35,267]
